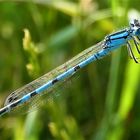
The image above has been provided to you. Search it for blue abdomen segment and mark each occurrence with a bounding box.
[21,94,31,103]
[36,81,52,93]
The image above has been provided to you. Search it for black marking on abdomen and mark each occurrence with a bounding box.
[52,78,59,84]
[94,54,98,60]
[30,91,37,97]
[74,65,80,72]
[0,107,7,115]
[10,100,22,108]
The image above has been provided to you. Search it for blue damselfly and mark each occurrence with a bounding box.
[0,19,140,117]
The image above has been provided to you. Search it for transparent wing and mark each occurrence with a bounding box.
[4,41,104,114]
[10,74,72,115]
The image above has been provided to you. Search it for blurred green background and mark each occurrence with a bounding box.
[0,0,140,140]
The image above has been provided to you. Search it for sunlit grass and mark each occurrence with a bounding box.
[0,0,140,140]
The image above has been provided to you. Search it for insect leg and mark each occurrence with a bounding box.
[127,41,140,63]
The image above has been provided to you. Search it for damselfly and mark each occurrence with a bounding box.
[0,19,140,117]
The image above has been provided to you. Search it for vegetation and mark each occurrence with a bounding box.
[0,0,139,140]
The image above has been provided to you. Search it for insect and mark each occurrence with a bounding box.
[0,19,140,117]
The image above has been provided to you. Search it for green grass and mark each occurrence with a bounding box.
[0,0,140,140]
